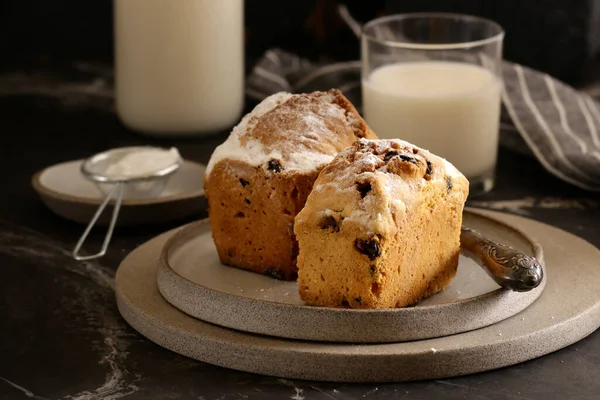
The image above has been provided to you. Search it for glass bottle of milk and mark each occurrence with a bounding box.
[114,0,245,137]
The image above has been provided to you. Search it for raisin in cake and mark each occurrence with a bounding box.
[204,89,377,280]
[294,138,469,308]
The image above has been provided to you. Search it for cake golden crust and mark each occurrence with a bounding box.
[204,89,377,280]
[294,138,469,308]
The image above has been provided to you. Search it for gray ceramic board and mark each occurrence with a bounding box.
[156,210,546,343]
[115,209,600,382]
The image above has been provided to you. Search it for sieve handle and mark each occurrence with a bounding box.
[72,182,125,261]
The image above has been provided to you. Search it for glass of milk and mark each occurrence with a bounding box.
[361,13,504,195]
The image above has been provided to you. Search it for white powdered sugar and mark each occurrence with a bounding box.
[104,147,180,179]
[286,151,335,172]
[233,92,294,139]
[342,173,418,232]
[310,138,466,231]
[206,92,293,175]
[205,90,351,176]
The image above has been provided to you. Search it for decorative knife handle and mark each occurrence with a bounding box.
[460,227,544,292]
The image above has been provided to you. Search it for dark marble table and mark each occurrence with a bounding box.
[1,67,600,400]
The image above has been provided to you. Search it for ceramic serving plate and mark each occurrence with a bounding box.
[32,159,206,227]
[116,209,600,382]
[156,209,546,343]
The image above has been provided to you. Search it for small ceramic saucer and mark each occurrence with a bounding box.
[32,159,206,226]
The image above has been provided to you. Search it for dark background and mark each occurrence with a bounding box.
[1,2,600,399]
[1,0,599,87]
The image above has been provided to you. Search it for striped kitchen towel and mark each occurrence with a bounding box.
[246,48,600,192]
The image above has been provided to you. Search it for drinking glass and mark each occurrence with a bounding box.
[361,13,504,195]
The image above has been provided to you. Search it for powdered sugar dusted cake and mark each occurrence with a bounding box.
[204,89,377,280]
[294,138,469,308]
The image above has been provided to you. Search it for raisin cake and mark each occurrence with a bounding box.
[294,138,469,308]
[204,89,377,280]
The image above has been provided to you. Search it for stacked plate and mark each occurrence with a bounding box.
[115,208,600,382]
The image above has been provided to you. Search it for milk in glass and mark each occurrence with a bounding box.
[362,61,502,179]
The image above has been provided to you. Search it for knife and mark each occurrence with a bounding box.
[460,227,544,292]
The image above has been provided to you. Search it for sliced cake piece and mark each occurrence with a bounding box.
[294,138,469,308]
[204,89,377,280]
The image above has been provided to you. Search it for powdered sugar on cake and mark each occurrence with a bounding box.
[206,92,293,175]
[206,91,362,176]
[307,138,467,232]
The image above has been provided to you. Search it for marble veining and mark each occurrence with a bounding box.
[0,377,49,400]
[0,220,140,400]
[278,379,305,400]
